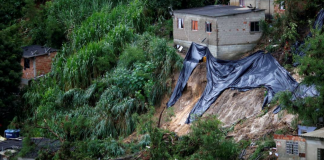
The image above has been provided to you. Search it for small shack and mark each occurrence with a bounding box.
[21,45,57,85]
[273,134,306,160]
[300,127,324,160]
[173,5,265,60]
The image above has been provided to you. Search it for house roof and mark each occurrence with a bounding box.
[173,5,265,17]
[22,45,58,58]
[298,125,317,135]
[301,127,324,139]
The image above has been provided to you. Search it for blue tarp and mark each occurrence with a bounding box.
[167,43,318,123]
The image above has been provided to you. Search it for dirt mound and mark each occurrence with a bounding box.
[157,62,296,141]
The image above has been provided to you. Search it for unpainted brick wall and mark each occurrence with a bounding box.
[35,52,57,76]
[20,52,57,79]
[21,58,35,79]
[274,4,285,14]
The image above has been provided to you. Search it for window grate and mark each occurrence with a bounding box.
[286,141,298,155]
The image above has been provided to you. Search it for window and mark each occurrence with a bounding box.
[286,141,298,155]
[206,22,212,32]
[280,1,285,10]
[178,18,184,29]
[192,20,198,31]
[250,21,260,32]
[318,148,324,160]
[239,0,244,7]
[24,58,30,70]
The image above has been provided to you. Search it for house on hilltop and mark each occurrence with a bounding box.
[21,45,58,85]
[173,5,265,60]
[229,0,286,18]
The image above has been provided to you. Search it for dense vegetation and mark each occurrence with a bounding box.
[267,0,324,126]
[0,0,242,159]
[2,0,324,159]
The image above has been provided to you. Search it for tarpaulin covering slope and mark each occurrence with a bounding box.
[167,43,317,124]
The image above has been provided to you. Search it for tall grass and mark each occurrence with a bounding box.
[22,1,182,158]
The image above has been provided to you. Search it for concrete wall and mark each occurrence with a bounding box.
[20,52,57,84]
[274,134,306,160]
[305,138,324,160]
[173,11,264,60]
[230,0,276,16]
[216,11,264,59]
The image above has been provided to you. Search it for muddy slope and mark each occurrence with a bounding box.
[157,62,295,141]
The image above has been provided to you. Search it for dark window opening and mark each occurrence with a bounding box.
[286,141,299,155]
[24,58,30,70]
[178,18,184,29]
[250,21,260,32]
[192,20,198,31]
[206,22,212,32]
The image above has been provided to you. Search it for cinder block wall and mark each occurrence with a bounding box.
[230,0,275,16]
[173,13,217,46]
[217,11,264,46]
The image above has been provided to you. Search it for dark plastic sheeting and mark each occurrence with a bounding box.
[292,8,324,66]
[167,43,318,124]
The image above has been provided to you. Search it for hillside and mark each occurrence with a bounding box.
[1,0,324,159]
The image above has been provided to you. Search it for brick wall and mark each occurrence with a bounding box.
[35,52,57,76]
[20,52,57,80]
[274,134,306,142]
[274,134,306,160]
[21,58,35,79]
[274,4,285,14]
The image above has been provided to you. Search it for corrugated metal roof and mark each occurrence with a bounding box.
[173,5,265,17]
[301,127,324,139]
[22,45,58,58]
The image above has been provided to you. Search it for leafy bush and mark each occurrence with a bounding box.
[149,116,239,159]
[118,45,146,69]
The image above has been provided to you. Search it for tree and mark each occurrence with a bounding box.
[278,25,324,125]
[0,25,22,123]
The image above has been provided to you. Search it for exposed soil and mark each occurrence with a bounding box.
[155,61,296,141]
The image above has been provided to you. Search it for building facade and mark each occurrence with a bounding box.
[274,134,306,160]
[21,45,57,85]
[301,127,324,160]
[230,0,286,18]
[173,5,265,60]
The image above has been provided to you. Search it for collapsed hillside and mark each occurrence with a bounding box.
[157,59,297,141]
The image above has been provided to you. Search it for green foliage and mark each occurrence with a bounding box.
[282,22,298,43]
[274,0,323,22]
[149,116,239,159]
[275,25,324,125]
[22,0,118,48]
[18,136,35,157]
[249,139,276,160]
[0,0,24,29]
[0,25,22,128]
